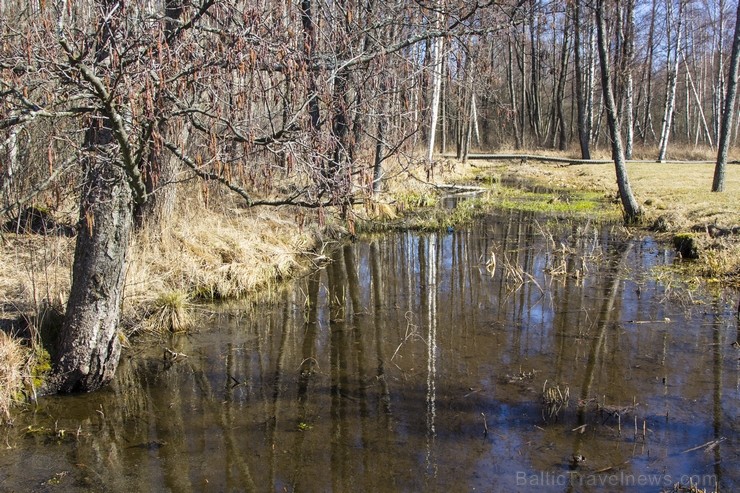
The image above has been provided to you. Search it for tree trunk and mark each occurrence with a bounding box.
[574,0,591,159]
[507,33,523,150]
[427,28,443,167]
[595,0,642,223]
[553,13,571,151]
[53,151,133,392]
[657,0,684,162]
[713,0,740,192]
[528,2,542,142]
[683,52,714,149]
[715,0,727,143]
[621,0,635,159]
[586,18,597,147]
[134,0,184,228]
[49,0,142,393]
[373,77,388,195]
[641,0,658,144]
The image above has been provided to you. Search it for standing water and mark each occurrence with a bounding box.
[2,210,738,492]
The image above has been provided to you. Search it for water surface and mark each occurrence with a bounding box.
[2,210,738,492]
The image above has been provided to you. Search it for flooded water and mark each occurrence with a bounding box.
[2,210,739,493]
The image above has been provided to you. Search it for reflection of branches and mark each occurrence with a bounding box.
[391,312,426,362]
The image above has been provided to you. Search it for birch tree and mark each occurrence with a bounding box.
[657,0,685,161]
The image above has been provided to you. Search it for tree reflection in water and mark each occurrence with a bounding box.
[2,211,738,492]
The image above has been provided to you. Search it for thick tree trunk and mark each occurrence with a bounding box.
[53,152,133,392]
[713,0,740,192]
[48,0,140,393]
[595,0,642,223]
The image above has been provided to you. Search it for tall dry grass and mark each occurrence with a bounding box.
[124,199,325,331]
[0,331,29,424]
[0,234,74,314]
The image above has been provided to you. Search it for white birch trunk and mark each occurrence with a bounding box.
[427,14,443,165]
[657,0,684,162]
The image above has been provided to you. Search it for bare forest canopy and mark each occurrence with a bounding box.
[2,0,739,219]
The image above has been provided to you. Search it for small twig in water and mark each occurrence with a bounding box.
[163,348,188,361]
[681,437,726,454]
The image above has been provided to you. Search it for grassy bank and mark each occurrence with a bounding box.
[1,154,738,421]
[476,158,740,286]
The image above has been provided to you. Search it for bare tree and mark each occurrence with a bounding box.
[574,0,594,158]
[595,0,643,222]
[657,0,685,162]
[713,0,740,192]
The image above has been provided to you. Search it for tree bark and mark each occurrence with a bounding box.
[134,0,185,228]
[657,0,684,162]
[427,14,443,167]
[53,150,133,392]
[595,0,642,223]
[713,0,740,192]
[621,0,635,159]
[574,0,591,159]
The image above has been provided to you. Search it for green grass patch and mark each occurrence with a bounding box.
[494,187,619,218]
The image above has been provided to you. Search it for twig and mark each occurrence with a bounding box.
[681,437,726,454]
[594,460,630,474]
[163,347,188,361]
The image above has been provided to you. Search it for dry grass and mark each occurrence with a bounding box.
[143,290,192,334]
[0,234,74,314]
[125,200,324,322]
[0,331,29,424]
[466,155,739,232]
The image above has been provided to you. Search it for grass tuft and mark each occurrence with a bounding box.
[145,291,192,334]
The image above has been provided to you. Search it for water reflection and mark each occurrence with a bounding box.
[2,210,739,492]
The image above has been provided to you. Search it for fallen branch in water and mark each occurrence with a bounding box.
[681,437,726,454]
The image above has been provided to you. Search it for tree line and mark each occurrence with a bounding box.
[0,0,736,393]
